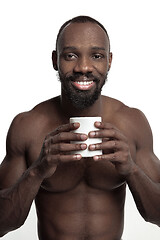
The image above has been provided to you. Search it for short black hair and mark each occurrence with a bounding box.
[56,15,110,52]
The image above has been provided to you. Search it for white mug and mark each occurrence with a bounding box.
[70,117,102,157]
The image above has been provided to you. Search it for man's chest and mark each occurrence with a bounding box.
[26,115,137,193]
[27,140,135,193]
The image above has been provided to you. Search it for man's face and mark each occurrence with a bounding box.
[55,22,112,109]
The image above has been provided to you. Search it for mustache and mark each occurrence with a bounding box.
[65,72,100,82]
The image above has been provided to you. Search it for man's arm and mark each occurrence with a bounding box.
[126,150,160,225]
[125,110,160,225]
[0,160,44,237]
[0,113,44,237]
[88,108,160,226]
[0,113,87,237]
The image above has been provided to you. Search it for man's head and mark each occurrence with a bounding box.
[55,16,111,53]
[52,16,112,109]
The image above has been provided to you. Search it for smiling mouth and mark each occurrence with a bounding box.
[71,80,95,90]
[76,80,93,85]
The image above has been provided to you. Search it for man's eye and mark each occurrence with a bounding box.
[64,53,77,60]
[93,54,104,59]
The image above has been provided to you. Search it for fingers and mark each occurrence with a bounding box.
[42,142,87,165]
[43,133,87,155]
[89,121,127,142]
[90,138,130,166]
[50,132,88,144]
[87,122,131,171]
[89,139,128,152]
[51,122,80,136]
[88,121,128,154]
[46,122,87,144]
[49,142,87,154]
[45,153,83,164]
[93,151,129,163]
[42,123,88,164]
[39,122,86,178]
[94,121,119,131]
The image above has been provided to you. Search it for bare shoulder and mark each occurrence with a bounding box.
[13,96,59,125]
[7,97,60,152]
[103,96,153,148]
[0,97,60,188]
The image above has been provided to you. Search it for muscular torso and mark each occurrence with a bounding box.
[35,161,126,240]
[26,96,137,240]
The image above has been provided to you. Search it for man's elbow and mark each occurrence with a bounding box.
[0,219,25,238]
[143,211,160,227]
[0,229,9,238]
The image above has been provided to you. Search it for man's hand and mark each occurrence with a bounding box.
[35,122,87,179]
[88,121,136,176]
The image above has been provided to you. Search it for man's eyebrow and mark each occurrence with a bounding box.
[91,46,106,51]
[62,46,77,51]
[62,46,106,51]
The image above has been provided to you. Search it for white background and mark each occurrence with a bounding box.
[0,0,160,239]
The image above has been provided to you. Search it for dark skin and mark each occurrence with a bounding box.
[0,22,160,240]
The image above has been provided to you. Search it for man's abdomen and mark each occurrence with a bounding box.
[35,181,125,240]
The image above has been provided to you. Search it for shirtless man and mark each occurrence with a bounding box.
[0,15,160,240]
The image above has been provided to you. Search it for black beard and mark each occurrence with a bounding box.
[58,72,107,110]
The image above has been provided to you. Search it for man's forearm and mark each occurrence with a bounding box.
[126,165,160,226]
[0,167,43,237]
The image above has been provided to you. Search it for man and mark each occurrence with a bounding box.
[0,15,160,240]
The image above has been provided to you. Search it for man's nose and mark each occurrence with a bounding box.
[73,57,93,74]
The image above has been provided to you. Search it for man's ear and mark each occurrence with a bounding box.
[52,50,58,71]
[108,52,113,71]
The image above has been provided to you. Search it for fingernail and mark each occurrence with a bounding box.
[73,122,79,128]
[81,134,88,140]
[73,154,81,160]
[95,121,101,126]
[81,144,87,150]
[89,131,95,137]
[89,144,95,150]
[93,156,99,161]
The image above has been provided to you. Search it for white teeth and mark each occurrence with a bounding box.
[76,81,93,86]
